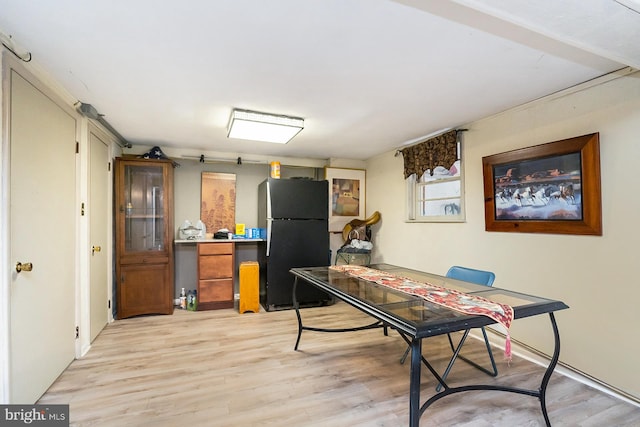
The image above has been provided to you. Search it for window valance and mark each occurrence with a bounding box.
[401,130,458,179]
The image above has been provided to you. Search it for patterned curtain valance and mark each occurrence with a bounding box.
[401,130,458,179]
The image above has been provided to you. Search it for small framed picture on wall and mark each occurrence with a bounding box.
[325,167,366,232]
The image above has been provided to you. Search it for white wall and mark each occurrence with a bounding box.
[365,70,640,400]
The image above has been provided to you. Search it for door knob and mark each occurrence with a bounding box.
[92,246,102,255]
[16,262,33,273]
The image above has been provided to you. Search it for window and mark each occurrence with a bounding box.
[406,157,464,222]
[401,129,464,222]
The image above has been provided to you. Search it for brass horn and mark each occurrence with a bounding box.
[341,211,381,242]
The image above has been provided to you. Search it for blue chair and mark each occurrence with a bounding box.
[400,265,498,392]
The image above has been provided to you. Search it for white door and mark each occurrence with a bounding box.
[9,69,77,403]
[89,130,109,342]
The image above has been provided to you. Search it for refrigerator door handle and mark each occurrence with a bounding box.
[266,218,272,256]
[266,181,272,219]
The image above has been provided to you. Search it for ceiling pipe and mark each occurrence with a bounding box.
[77,103,132,148]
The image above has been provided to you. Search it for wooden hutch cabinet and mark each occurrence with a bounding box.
[115,157,174,319]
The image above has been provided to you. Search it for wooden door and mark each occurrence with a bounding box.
[89,129,109,341]
[9,68,76,403]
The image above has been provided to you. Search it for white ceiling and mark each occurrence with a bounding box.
[0,0,638,161]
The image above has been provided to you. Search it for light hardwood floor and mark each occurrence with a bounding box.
[39,302,640,426]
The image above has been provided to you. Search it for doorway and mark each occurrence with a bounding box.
[6,63,77,403]
[89,127,110,342]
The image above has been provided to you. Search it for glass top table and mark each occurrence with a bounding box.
[290,263,569,427]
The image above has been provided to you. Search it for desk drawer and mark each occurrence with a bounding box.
[198,242,233,255]
[199,254,233,279]
[198,278,233,303]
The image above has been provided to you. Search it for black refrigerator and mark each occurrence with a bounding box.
[258,178,333,311]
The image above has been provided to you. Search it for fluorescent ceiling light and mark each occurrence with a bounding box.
[227,109,304,144]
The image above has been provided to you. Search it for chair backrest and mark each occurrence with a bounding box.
[446,266,495,287]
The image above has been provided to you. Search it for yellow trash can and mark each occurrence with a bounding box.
[239,261,260,314]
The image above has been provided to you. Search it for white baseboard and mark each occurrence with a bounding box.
[468,329,640,408]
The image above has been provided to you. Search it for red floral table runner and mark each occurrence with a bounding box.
[330,264,514,360]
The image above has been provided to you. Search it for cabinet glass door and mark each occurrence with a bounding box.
[124,164,165,253]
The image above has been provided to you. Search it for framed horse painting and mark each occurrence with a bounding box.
[482,133,602,235]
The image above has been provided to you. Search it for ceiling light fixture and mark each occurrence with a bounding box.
[227,109,304,144]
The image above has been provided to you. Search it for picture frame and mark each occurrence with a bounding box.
[482,133,602,235]
[325,167,366,232]
[201,172,236,232]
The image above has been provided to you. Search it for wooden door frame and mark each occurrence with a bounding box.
[0,49,12,404]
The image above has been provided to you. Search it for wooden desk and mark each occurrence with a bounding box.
[197,241,234,309]
[174,239,264,309]
[290,263,569,427]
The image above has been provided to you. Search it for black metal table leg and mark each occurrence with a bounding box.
[539,312,561,427]
[293,277,303,351]
[409,338,422,427]
[419,312,562,426]
[293,276,385,351]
